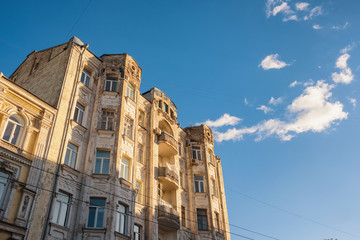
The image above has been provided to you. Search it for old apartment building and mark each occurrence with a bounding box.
[0,37,230,240]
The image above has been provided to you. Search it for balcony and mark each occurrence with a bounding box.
[158,167,179,190]
[158,131,178,157]
[158,199,180,231]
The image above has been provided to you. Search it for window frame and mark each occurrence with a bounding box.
[94,150,110,174]
[63,142,78,169]
[126,82,135,101]
[194,175,205,193]
[2,114,25,146]
[104,77,119,92]
[100,109,115,131]
[210,178,217,197]
[197,209,208,231]
[137,144,143,164]
[134,224,141,240]
[0,171,10,206]
[192,146,202,160]
[120,157,130,181]
[135,181,142,203]
[123,116,133,139]
[87,197,106,228]
[80,69,91,87]
[181,206,186,228]
[116,202,129,235]
[73,102,85,125]
[52,191,71,227]
[138,111,145,127]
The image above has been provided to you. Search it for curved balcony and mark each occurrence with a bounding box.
[158,200,180,231]
[158,167,179,190]
[158,131,178,157]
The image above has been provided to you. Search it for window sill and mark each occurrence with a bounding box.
[122,134,134,143]
[119,178,132,188]
[79,82,92,92]
[49,222,70,231]
[103,90,118,96]
[70,119,87,132]
[114,231,131,239]
[92,173,110,179]
[82,228,107,233]
[125,95,136,104]
[61,164,80,176]
[97,129,115,135]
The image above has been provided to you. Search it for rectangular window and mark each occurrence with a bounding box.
[134,224,141,240]
[52,192,71,226]
[138,111,145,127]
[73,102,85,125]
[64,142,78,168]
[194,176,204,193]
[215,212,221,231]
[87,198,106,228]
[137,144,143,163]
[80,69,91,87]
[178,142,182,156]
[207,151,215,165]
[104,77,118,92]
[163,103,168,113]
[0,172,9,204]
[181,206,186,228]
[192,146,201,160]
[211,179,217,196]
[123,117,133,139]
[135,181,142,203]
[120,158,129,180]
[94,150,110,174]
[180,171,184,188]
[126,83,135,100]
[100,110,115,130]
[197,209,208,231]
[170,109,174,119]
[116,203,128,235]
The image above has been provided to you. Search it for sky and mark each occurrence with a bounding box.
[1,0,360,239]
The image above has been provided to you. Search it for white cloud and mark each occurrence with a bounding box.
[340,43,355,54]
[212,81,348,142]
[312,24,322,30]
[259,54,290,70]
[308,6,323,19]
[331,54,354,84]
[273,2,292,16]
[303,79,314,87]
[295,2,310,11]
[348,98,356,107]
[332,22,349,30]
[244,98,249,106]
[198,113,242,128]
[289,80,299,88]
[257,105,274,114]
[265,0,285,18]
[283,15,298,22]
[269,97,283,105]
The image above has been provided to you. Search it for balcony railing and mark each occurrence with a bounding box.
[158,131,178,157]
[158,167,179,190]
[158,199,180,231]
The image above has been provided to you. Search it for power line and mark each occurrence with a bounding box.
[63,0,92,41]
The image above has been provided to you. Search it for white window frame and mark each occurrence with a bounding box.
[137,144,143,163]
[120,158,129,181]
[134,224,141,240]
[80,69,91,87]
[52,191,71,226]
[192,146,201,160]
[123,117,133,139]
[64,142,78,168]
[94,150,110,174]
[100,110,115,130]
[104,77,118,92]
[126,83,135,100]
[138,111,145,127]
[2,114,24,146]
[87,198,106,228]
[135,181,142,203]
[194,175,204,193]
[116,203,128,235]
[73,102,85,125]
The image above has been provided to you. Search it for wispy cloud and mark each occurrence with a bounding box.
[289,80,299,88]
[257,105,274,114]
[244,98,249,106]
[348,98,356,108]
[272,2,292,16]
[312,24,322,30]
[332,22,349,30]
[306,6,323,20]
[340,43,356,54]
[331,53,354,84]
[213,81,348,142]
[259,54,290,70]
[269,97,283,105]
[295,2,309,11]
[197,113,242,128]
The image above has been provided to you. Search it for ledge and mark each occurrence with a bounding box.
[49,222,70,232]
[82,227,107,233]
[114,231,131,239]
[91,173,110,180]
[120,178,132,188]
[70,119,87,132]
[103,91,118,96]
[97,129,115,135]
[61,164,80,177]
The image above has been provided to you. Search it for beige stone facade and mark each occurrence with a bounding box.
[0,37,230,240]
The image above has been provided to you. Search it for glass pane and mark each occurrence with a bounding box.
[112,81,118,92]
[2,122,14,141]
[11,124,21,145]
[200,182,204,192]
[96,208,104,228]
[58,202,67,226]
[70,151,77,168]
[195,182,199,192]
[87,208,96,227]
[80,72,86,83]
[96,150,110,158]
[105,80,111,91]
[64,149,70,165]
[52,201,60,224]
[95,158,101,174]
[68,143,78,152]
[90,198,105,206]
[102,158,109,174]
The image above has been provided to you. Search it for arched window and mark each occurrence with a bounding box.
[2,114,25,146]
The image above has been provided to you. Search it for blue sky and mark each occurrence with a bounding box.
[1,0,360,239]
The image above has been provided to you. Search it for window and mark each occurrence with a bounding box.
[138,111,145,127]
[180,171,184,188]
[116,203,128,235]
[123,117,133,139]
[163,103,168,113]
[95,150,110,174]
[104,77,118,92]
[192,146,201,160]
[158,100,162,108]
[194,176,204,193]
[73,102,85,125]
[0,172,9,204]
[87,198,106,228]
[134,224,141,240]
[197,209,208,231]
[215,212,221,231]
[64,142,78,168]
[120,158,129,181]
[2,114,24,146]
[170,109,174,119]
[52,192,71,226]
[178,142,182,156]
[181,206,186,228]
[135,181,142,203]
[137,144,143,163]
[100,110,115,130]
[211,179,217,196]
[126,83,135,100]
[80,69,91,87]
[207,151,215,165]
